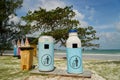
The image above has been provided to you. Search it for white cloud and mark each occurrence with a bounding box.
[90,8,95,15]
[116,22,120,32]
[88,8,95,21]
[94,24,116,33]
[20,20,26,25]
[97,25,112,30]
[73,10,84,20]
[40,0,66,11]
[73,9,88,27]
[85,5,90,10]
[20,0,66,13]
[94,22,120,49]
[85,5,95,21]
[88,16,93,21]
[98,32,120,49]
[79,20,88,28]
[8,14,20,25]
[95,22,120,33]
[20,0,88,28]
[21,0,40,12]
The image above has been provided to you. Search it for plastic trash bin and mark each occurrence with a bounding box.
[13,45,17,57]
[66,29,83,74]
[20,47,34,70]
[38,36,54,71]
[31,44,37,57]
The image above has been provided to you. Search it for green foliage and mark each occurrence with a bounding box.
[41,28,69,46]
[0,0,23,55]
[78,26,99,48]
[42,26,99,48]
[0,0,23,23]
[22,6,79,32]
[22,6,99,49]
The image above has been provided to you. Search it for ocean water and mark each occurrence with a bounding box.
[55,49,120,54]
[83,49,120,54]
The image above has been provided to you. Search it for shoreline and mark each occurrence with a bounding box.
[55,52,120,61]
[2,50,120,61]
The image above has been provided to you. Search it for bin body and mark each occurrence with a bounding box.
[31,44,37,57]
[17,47,20,55]
[13,45,17,56]
[17,39,21,57]
[20,47,33,70]
[66,29,83,74]
[38,36,54,71]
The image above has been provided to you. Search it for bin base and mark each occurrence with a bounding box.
[21,65,33,70]
[67,71,83,74]
[39,67,56,72]
[30,68,92,78]
[21,64,36,70]
[13,55,19,57]
[17,55,21,59]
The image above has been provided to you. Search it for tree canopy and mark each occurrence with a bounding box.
[42,26,99,49]
[0,0,23,55]
[22,6,79,32]
[22,6,99,49]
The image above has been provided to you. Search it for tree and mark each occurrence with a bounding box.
[42,26,99,49]
[22,6,99,49]
[41,28,68,46]
[78,26,99,49]
[22,6,79,32]
[0,0,23,56]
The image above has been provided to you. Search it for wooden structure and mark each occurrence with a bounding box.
[30,68,92,78]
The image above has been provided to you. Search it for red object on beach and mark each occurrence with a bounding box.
[18,47,20,55]
[17,39,21,58]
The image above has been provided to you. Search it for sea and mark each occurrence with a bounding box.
[3,49,120,55]
[55,49,120,54]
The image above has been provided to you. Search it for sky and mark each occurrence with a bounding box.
[12,0,120,49]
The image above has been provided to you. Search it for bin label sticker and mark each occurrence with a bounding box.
[41,54,52,66]
[69,55,81,69]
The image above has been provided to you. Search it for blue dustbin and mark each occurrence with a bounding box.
[66,29,83,74]
[13,45,17,56]
[38,36,54,71]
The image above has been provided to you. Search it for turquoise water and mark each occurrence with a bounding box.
[83,49,120,54]
[55,49,120,54]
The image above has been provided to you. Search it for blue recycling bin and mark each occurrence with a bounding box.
[66,29,83,74]
[38,36,54,71]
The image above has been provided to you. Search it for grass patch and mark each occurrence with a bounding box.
[0,56,120,80]
[0,56,30,80]
[84,60,120,80]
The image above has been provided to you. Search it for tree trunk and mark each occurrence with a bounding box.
[0,50,4,56]
[0,21,2,31]
[60,39,66,47]
[0,53,3,56]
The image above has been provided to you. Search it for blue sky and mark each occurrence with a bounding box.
[14,0,120,49]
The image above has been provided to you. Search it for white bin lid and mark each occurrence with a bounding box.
[39,36,54,42]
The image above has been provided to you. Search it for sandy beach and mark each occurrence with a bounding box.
[1,51,120,80]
